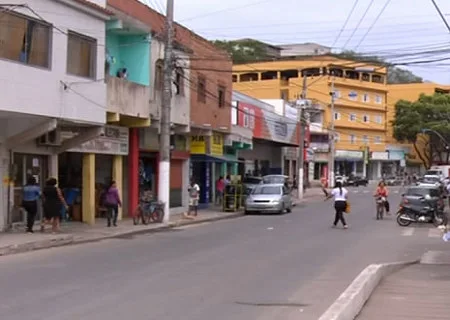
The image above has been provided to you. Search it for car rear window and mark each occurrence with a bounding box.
[262,176,286,184]
[406,188,440,197]
[253,186,281,195]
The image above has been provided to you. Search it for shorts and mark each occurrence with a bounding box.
[189,198,199,207]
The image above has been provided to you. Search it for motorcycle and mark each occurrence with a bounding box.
[396,194,448,227]
[375,196,386,220]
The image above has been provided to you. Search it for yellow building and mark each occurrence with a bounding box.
[387,83,450,171]
[233,56,392,180]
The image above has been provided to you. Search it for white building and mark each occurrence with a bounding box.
[0,0,110,230]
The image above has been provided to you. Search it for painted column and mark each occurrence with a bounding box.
[376,161,382,179]
[211,162,216,204]
[112,155,123,220]
[82,153,95,225]
[48,154,58,178]
[128,128,139,217]
[352,161,357,175]
[362,160,367,178]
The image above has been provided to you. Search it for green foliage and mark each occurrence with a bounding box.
[210,39,271,64]
[392,93,450,166]
[336,50,423,84]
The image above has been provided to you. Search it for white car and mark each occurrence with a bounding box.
[335,175,347,185]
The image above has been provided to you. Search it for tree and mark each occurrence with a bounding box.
[210,39,271,64]
[392,93,450,168]
[336,50,423,84]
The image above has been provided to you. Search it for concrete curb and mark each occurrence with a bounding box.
[0,212,244,257]
[318,259,418,320]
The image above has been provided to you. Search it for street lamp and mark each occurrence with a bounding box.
[421,128,450,149]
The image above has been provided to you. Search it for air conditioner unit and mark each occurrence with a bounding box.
[36,129,61,146]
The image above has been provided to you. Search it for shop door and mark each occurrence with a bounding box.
[12,154,48,224]
[169,160,183,208]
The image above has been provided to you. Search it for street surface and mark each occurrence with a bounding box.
[1,185,448,320]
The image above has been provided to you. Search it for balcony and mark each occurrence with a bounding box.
[107,77,150,118]
[310,142,330,152]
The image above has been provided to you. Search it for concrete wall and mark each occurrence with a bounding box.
[149,39,190,126]
[0,0,107,125]
[107,77,150,118]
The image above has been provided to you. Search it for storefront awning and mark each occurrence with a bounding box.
[190,154,242,163]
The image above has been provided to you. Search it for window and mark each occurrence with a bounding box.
[232,74,238,82]
[375,95,382,104]
[375,115,382,124]
[362,135,369,144]
[67,31,96,78]
[154,60,163,90]
[174,67,184,95]
[243,107,249,127]
[197,75,206,103]
[374,136,382,144]
[334,133,340,142]
[350,134,356,144]
[0,11,51,68]
[333,90,341,98]
[348,91,358,101]
[363,115,369,123]
[349,113,356,121]
[334,112,340,120]
[362,93,370,103]
[218,85,226,108]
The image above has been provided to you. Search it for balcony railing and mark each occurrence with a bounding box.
[310,142,330,152]
[107,77,150,118]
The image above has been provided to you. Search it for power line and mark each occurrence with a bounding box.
[331,0,360,48]
[342,0,375,48]
[430,0,450,33]
[179,0,272,22]
[354,0,392,50]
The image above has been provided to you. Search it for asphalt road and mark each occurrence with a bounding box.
[1,185,448,320]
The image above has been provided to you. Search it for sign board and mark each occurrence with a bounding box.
[68,126,129,155]
[190,136,206,154]
[371,152,389,161]
[210,134,224,156]
[335,150,363,159]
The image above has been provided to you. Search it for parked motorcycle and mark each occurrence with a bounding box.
[396,194,448,227]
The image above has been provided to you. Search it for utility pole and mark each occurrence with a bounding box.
[158,0,174,223]
[297,75,307,200]
[329,76,336,187]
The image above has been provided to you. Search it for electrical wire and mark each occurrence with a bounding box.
[342,0,375,49]
[332,0,360,48]
[430,0,450,33]
[354,0,392,50]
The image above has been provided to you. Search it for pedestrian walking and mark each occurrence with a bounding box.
[104,180,122,227]
[216,176,225,206]
[187,179,200,217]
[42,178,68,233]
[22,176,41,233]
[325,181,349,229]
[320,176,328,196]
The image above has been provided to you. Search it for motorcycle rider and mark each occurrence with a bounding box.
[374,181,390,215]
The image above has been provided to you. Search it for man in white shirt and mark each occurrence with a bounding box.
[187,179,200,217]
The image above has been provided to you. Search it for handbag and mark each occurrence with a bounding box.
[345,202,351,214]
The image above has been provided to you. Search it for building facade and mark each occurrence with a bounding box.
[387,83,450,173]
[0,0,113,230]
[232,56,389,181]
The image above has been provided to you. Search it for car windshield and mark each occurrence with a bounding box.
[252,186,281,195]
[423,177,440,183]
[262,176,285,184]
[426,170,440,175]
[243,177,262,184]
[405,188,439,197]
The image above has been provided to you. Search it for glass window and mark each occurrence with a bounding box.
[349,114,356,121]
[362,93,370,103]
[252,186,281,195]
[350,134,356,144]
[375,115,382,124]
[374,136,382,144]
[334,112,340,120]
[67,31,96,78]
[0,11,51,68]
[363,115,369,123]
[375,95,383,104]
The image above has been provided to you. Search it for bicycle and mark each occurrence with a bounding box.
[133,200,165,225]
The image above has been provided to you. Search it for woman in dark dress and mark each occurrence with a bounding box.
[42,178,68,233]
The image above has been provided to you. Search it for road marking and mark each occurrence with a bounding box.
[401,228,414,236]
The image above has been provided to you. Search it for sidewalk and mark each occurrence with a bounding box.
[0,208,243,257]
[357,251,450,319]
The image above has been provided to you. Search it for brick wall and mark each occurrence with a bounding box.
[107,0,232,131]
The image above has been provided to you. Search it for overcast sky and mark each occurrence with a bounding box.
[145,0,450,84]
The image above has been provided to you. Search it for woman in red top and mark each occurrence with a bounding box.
[374,181,390,214]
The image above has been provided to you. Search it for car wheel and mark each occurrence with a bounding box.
[279,205,285,215]
[286,204,292,213]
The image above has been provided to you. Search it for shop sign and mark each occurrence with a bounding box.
[190,136,206,154]
[388,150,404,160]
[335,150,363,159]
[68,125,129,155]
[371,152,389,160]
[210,134,223,156]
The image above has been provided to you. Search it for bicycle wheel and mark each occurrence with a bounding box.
[151,208,164,223]
[133,207,142,225]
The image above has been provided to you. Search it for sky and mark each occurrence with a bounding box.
[144,0,450,84]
